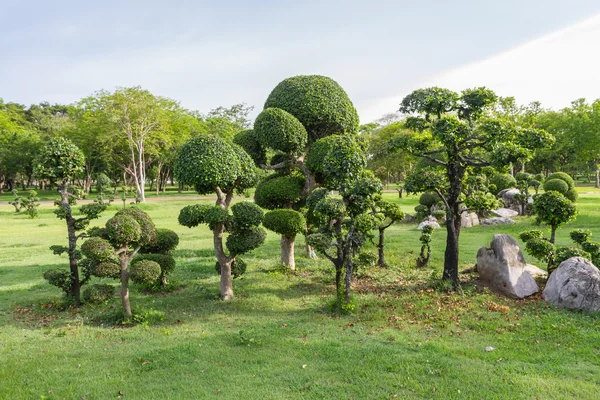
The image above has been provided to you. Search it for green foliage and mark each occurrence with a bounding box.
[134,253,176,281]
[141,228,179,255]
[523,238,555,266]
[465,191,499,216]
[490,173,516,193]
[116,207,157,246]
[570,229,592,245]
[519,230,543,242]
[264,75,359,142]
[174,135,257,195]
[269,152,294,176]
[322,135,367,189]
[95,173,111,194]
[305,135,337,182]
[82,284,115,304]
[215,258,247,278]
[419,192,441,207]
[565,188,578,202]
[554,247,589,268]
[80,237,118,264]
[546,172,575,189]
[231,202,265,230]
[43,269,72,294]
[226,226,267,256]
[254,107,308,154]
[399,87,459,119]
[543,178,569,195]
[91,261,121,279]
[106,214,142,248]
[254,174,304,210]
[432,210,446,220]
[130,260,161,285]
[416,225,434,268]
[532,192,577,233]
[33,137,85,183]
[233,129,266,166]
[263,209,307,237]
[21,190,40,219]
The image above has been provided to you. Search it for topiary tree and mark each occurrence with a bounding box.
[490,173,517,194]
[34,138,106,306]
[544,172,578,202]
[82,207,158,318]
[371,195,404,266]
[263,209,307,270]
[531,191,577,243]
[392,87,553,287]
[543,178,569,195]
[237,75,360,269]
[137,228,180,288]
[416,225,434,268]
[175,135,260,300]
[306,135,383,310]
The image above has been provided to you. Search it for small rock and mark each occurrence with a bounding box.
[524,264,548,280]
[481,217,515,226]
[485,346,495,352]
[491,208,519,218]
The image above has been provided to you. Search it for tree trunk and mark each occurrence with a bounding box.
[442,163,464,288]
[120,256,132,319]
[59,183,81,306]
[595,160,599,189]
[377,228,385,266]
[280,235,296,270]
[443,217,460,287]
[214,222,233,301]
[550,227,556,244]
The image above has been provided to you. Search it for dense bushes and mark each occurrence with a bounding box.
[490,173,516,193]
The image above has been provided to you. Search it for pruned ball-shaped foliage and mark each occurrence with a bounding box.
[419,192,442,207]
[203,206,231,230]
[43,269,72,293]
[565,188,578,202]
[116,207,156,246]
[523,238,555,264]
[254,107,308,154]
[134,254,176,277]
[254,174,304,210]
[532,191,577,229]
[130,260,161,285]
[141,228,179,255]
[490,173,517,193]
[178,204,206,228]
[231,202,264,229]
[226,226,267,256]
[34,137,85,182]
[233,129,267,166]
[82,284,115,304]
[106,214,142,247]
[515,172,531,183]
[263,209,307,237]
[92,261,121,279]
[431,210,446,220]
[554,247,589,269]
[546,172,575,189]
[81,237,118,264]
[543,178,569,195]
[95,173,112,194]
[87,226,109,240]
[175,135,255,195]
[377,200,404,223]
[264,75,359,142]
[230,143,259,190]
[322,135,367,189]
[519,230,544,243]
[215,258,247,278]
[305,135,337,183]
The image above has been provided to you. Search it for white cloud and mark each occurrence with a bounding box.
[360,13,600,122]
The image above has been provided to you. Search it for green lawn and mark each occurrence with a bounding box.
[0,192,599,399]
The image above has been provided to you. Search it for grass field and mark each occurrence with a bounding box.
[1,192,599,399]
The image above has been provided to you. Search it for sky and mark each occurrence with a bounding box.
[2,0,600,123]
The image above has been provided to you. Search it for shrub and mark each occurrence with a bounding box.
[254,174,304,209]
[231,202,265,229]
[431,210,446,221]
[532,191,577,242]
[141,229,179,255]
[43,269,72,294]
[106,214,142,247]
[226,227,267,256]
[546,172,575,189]
[81,237,118,264]
[95,173,112,194]
[490,173,516,193]
[543,178,568,195]
[92,261,121,279]
[82,284,114,304]
[263,209,307,237]
[133,253,176,284]
[116,208,156,245]
[130,260,161,285]
[254,107,308,154]
[233,129,267,166]
[565,188,578,202]
[263,75,359,142]
[419,192,441,207]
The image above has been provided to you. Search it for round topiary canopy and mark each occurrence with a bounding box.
[264,75,359,142]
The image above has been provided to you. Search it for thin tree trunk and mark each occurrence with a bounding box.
[120,256,132,319]
[377,228,385,266]
[280,235,295,270]
[550,227,556,244]
[215,187,234,300]
[595,160,599,189]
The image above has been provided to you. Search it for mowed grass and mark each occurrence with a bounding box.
[0,193,599,399]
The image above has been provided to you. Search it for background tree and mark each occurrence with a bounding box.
[392,87,553,286]
[531,191,577,243]
[371,195,404,266]
[175,135,261,300]
[34,138,106,305]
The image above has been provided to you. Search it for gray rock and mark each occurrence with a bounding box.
[417,216,440,230]
[481,217,515,226]
[524,264,548,280]
[492,208,519,218]
[498,188,522,213]
[461,211,480,228]
[543,257,600,312]
[476,234,539,298]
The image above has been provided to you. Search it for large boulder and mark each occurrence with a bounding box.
[492,208,519,218]
[498,188,521,213]
[417,216,440,230]
[543,257,600,312]
[461,211,480,228]
[481,217,515,226]
[476,234,539,298]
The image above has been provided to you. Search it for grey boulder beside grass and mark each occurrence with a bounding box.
[476,234,540,298]
[543,257,600,312]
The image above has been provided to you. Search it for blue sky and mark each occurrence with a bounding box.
[2,0,600,122]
